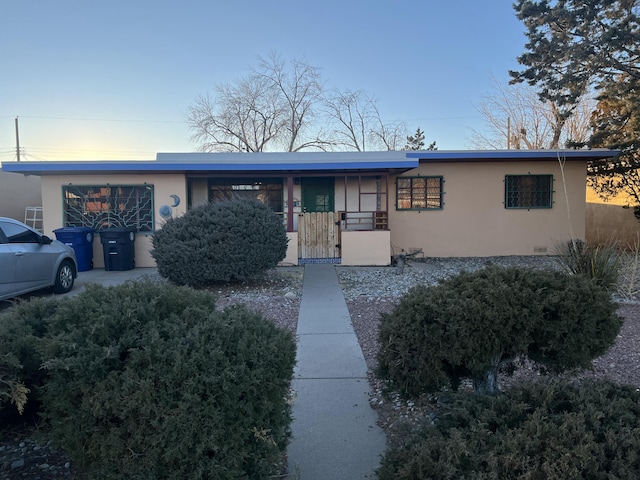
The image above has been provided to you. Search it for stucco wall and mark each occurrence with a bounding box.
[0,171,42,222]
[585,186,640,248]
[41,174,187,268]
[387,161,586,257]
[341,230,391,265]
[282,232,298,266]
[586,202,640,248]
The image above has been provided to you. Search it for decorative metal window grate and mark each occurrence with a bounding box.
[396,176,444,210]
[62,185,154,231]
[505,175,553,209]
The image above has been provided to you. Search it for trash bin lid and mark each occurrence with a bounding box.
[53,226,95,233]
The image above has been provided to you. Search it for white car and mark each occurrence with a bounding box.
[0,217,77,301]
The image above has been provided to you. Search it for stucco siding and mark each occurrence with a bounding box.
[388,161,586,257]
[341,230,391,265]
[0,171,42,221]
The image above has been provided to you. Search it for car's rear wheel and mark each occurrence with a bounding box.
[53,260,75,294]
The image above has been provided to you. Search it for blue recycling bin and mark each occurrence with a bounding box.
[99,227,136,271]
[53,227,95,272]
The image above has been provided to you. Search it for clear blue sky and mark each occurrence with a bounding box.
[1,1,528,161]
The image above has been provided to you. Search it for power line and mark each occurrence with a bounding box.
[5,113,484,125]
[16,115,184,124]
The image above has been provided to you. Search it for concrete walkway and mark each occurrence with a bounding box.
[287,264,386,479]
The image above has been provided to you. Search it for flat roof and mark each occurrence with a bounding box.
[1,149,620,176]
[406,149,620,162]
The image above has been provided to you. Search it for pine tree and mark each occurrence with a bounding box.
[404,127,436,150]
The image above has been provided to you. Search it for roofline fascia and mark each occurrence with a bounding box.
[1,160,419,176]
[406,149,620,162]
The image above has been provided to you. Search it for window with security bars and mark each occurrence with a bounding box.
[396,176,443,210]
[504,174,553,209]
[62,185,154,231]
[209,178,283,212]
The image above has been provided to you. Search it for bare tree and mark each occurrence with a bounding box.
[187,53,328,152]
[188,53,415,153]
[369,102,408,151]
[324,89,408,151]
[469,78,594,150]
[253,53,329,152]
[187,76,283,152]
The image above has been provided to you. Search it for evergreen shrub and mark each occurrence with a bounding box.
[377,380,640,479]
[376,266,621,396]
[0,297,59,419]
[41,280,296,479]
[151,199,289,286]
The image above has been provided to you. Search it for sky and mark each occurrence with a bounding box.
[0,1,529,161]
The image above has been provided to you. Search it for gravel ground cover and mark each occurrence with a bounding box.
[2,257,640,478]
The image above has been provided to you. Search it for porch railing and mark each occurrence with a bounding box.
[341,211,388,231]
[277,211,388,232]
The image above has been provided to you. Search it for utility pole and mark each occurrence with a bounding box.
[507,116,511,150]
[15,116,21,161]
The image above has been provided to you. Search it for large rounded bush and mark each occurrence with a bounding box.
[41,280,296,479]
[376,266,621,396]
[151,199,288,286]
[377,380,640,479]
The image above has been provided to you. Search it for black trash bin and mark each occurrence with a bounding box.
[53,227,95,272]
[99,227,136,271]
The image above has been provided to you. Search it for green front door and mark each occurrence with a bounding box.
[301,178,334,213]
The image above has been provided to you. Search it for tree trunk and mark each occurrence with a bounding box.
[472,356,501,395]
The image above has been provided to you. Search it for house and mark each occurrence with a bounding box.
[0,149,619,267]
[0,170,42,224]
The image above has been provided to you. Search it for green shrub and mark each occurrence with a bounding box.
[151,199,289,286]
[376,266,621,396]
[526,267,623,373]
[40,280,296,479]
[0,297,60,419]
[377,380,640,479]
[555,238,621,290]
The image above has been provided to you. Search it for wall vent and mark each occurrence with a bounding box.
[533,246,548,253]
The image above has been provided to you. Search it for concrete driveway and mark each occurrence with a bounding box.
[71,267,160,293]
[0,268,160,311]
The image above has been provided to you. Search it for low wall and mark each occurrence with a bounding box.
[341,230,391,266]
[586,202,640,248]
[281,232,299,266]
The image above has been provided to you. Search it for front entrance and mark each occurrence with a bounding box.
[302,178,334,213]
[299,178,340,262]
[298,212,341,261]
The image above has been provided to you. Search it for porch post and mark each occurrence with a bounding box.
[385,173,389,213]
[287,175,294,232]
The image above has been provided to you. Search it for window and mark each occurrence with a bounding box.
[209,178,283,211]
[0,221,40,243]
[396,176,443,210]
[505,175,553,209]
[63,185,154,232]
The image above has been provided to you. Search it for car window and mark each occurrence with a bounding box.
[0,221,40,243]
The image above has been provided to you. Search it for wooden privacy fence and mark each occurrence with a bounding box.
[298,212,341,259]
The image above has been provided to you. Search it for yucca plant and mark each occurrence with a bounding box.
[554,238,621,290]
